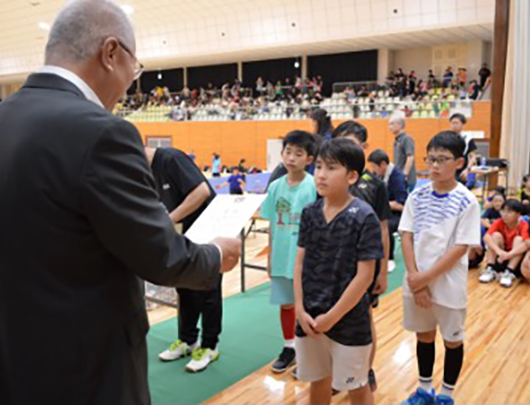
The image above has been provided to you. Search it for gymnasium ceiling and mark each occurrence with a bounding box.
[0,0,495,83]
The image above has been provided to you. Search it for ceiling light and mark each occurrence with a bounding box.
[294,61,300,68]
[38,22,50,31]
[121,5,134,15]
[158,73,162,80]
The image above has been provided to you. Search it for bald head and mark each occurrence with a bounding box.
[45,0,135,65]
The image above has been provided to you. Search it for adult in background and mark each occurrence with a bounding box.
[311,108,334,140]
[368,149,408,270]
[144,146,223,373]
[212,152,222,177]
[0,2,240,404]
[389,116,417,192]
[478,63,492,89]
[449,113,477,187]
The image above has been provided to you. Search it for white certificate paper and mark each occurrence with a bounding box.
[185,194,267,244]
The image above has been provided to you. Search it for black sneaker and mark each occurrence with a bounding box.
[369,369,377,392]
[271,347,296,373]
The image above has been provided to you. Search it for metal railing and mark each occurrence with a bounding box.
[115,99,485,122]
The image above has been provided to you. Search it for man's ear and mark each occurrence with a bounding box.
[100,37,120,73]
[306,155,315,166]
[456,156,465,170]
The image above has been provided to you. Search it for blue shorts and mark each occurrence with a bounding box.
[270,276,295,305]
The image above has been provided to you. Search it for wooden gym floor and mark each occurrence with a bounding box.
[148,222,530,404]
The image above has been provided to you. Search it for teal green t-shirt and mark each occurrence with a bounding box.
[261,174,317,279]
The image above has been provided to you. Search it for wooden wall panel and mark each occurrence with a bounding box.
[133,102,491,171]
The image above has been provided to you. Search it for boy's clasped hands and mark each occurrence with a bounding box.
[296,307,337,338]
[407,271,434,308]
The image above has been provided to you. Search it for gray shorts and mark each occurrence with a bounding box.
[295,335,372,391]
[403,297,466,342]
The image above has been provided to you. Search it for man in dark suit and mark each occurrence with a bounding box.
[0,2,240,405]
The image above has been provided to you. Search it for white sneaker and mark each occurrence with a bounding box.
[388,260,396,273]
[185,347,219,372]
[499,270,516,288]
[479,267,497,283]
[158,339,198,362]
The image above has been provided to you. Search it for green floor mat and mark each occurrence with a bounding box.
[148,244,405,405]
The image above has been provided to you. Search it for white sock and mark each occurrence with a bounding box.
[284,339,295,349]
[418,377,433,392]
[440,382,455,398]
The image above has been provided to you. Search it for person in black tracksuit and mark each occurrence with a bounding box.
[145,146,222,373]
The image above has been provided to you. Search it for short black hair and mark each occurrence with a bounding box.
[502,199,525,215]
[426,131,466,159]
[490,192,506,201]
[332,120,368,143]
[282,130,316,156]
[368,149,390,165]
[450,113,467,124]
[317,138,365,175]
[493,185,506,197]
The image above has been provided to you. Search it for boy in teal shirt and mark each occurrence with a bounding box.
[261,130,318,373]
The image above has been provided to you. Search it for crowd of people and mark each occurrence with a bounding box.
[378,64,492,101]
[114,64,491,122]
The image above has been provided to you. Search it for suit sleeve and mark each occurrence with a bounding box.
[80,119,221,290]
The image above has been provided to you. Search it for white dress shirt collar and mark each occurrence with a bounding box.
[38,65,104,108]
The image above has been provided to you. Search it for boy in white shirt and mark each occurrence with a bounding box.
[399,131,481,405]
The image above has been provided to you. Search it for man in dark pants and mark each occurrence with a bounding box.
[0,3,240,404]
[368,149,408,268]
[145,146,223,372]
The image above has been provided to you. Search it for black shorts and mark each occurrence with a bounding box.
[368,260,381,305]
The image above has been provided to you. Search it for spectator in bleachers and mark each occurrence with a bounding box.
[390,116,416,191]
[428,69,436,85]
[256,77,265,96]
[443,67,454,88]
[368,149,408,265]
[479,63,492,89]
[458,68,467,87]
[408,71,417,94]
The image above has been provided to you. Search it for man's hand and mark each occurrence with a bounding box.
[413,288,432,308]
[314,313,336,334]
[407,272,431,293]
[297,309,320,339]
[459,170,468,182]
[211,237,241,272]
[372,272,388,295]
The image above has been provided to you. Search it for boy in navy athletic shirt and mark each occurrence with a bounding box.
[294,138,384,405]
